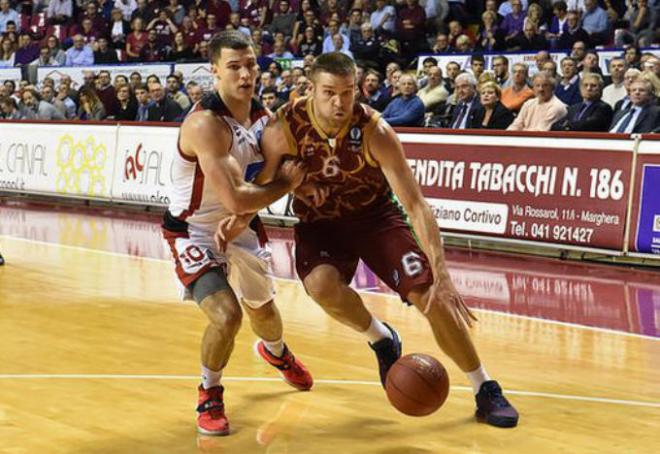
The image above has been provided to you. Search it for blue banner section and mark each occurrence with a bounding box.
[636,165,660,254]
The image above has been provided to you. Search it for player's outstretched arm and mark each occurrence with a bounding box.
[181,112,305,215]
[368,119,476,325]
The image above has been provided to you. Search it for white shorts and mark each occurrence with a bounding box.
[163,226,275,309]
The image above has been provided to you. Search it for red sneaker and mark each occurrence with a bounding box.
[256,341,313,391]
[196,385,230,436]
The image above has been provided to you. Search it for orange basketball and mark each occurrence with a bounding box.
[385,353,450,416]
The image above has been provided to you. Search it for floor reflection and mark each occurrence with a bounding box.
[1,201,658,337]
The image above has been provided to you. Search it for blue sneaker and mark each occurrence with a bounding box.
[368,323,402,387]
[475,380,519,428]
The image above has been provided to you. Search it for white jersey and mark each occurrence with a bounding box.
[167,94,270,234]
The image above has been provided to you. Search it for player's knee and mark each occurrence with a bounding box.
[304,267,344,304]
[204,298,243,333]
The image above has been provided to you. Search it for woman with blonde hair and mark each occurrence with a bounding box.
[471,81,514,129]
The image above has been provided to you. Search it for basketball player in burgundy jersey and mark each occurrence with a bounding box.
[251,53,519,428]
[161,31,313,436]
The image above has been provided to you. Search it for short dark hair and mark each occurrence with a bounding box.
[134,83,148,92]
[261,86,277,96]
[422,57,438,66]
[471,54,485,64]
[310,52,355,81]
[208,30,252,64]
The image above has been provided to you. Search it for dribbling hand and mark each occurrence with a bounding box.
[424,272,477,328]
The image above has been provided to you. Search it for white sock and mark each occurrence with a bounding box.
[466,365,491,394]
[201,365,222,390]
[363,317,393,343]
[262,337,285,357]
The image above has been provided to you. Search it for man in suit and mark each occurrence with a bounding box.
[612,68,642,116]
[552,73,613,131]
[147,81,183,122]
[609,79,659,134]
[448,72,481,129]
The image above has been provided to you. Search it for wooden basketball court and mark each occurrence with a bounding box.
[0,203,659,453]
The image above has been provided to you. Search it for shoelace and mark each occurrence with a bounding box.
[483,383,510,408]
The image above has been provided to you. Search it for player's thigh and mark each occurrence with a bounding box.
[294,221,359,289]
[356,223,433,301]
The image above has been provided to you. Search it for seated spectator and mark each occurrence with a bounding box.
[331,34,353,59]
[609,79,659,133]
[498,0,528,16]
[276,69,294,101]
[507,21,547,51]
[500,0,525,42]
[417,57,438,88]
[370,0,396,36]
[47,0,73,25]
[269,39,294,59]
[351,23,380,69]
[362,69,390,112]
[557,10,590,50]
[542,59,558,78]
[555,57,582,106]
[95,70,118,116]
[382,74,425,126]
[570,41,587,68]
[444,61,460,94]
[114,84,138,120]
[180,16,201,52]
[65,34,94,66]
[431,32,453,54]
[471,81,514,129]
[418,66,448,112]
[165,0,185,26]
[296,25,322,57]
[20,87,65,120]
[168,31,195,61]
[147,81,182,121]
[45,35,67,65]
[261,86,284,112]
[186,81,203,105]
[525,2,546,33]
[166,74,190,111]
[73,17,103,45]
[0,96,22,119]
[508,72,567,131]
[147,9,177,48]
[32,45,59,66]
[109,8,131,49]
[534,50,551,72]
[54,82,77,119]
[0,0,19,34]
[448,72,481,129]
[14,33,40,66]
[622,0,655,47]
[140,29,165,62]
[115,0,137,22]
[581,0,609,46]
[268,0,296,42]
[323,20,350,54]
[126,17,148,61]
[484,0,503,24]
[551,73,613,131]
[493,56,512,88]
[602,57,627,107]
[546,0,568,46]
[134,83,153,121]
[501,63,534,113]
[396,0,427,58]
[0,36,15,66]
[580,50,602,76]
[79,2,108,36]
[470,54,485,80]
[94,37,119,63]
[288,75,311,103]
[623,45,642,70]
[477,10,504,52]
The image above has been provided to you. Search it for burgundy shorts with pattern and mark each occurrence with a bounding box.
[294,200,434,301]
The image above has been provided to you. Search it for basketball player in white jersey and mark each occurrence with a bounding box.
[162,31,313,436]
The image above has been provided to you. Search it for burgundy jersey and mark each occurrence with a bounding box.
[277,97,391,223]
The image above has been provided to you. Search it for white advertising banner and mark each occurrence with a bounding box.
[37,64,173,89]
[174,62,214,92]
[111,125,179,206]
[0,123,116,200]
[0,68,22,88]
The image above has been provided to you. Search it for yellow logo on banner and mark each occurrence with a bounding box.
[55,134,107,196]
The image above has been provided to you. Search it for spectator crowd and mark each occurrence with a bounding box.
[0,0,658,132]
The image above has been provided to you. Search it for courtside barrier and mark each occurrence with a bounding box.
[0,120,656,256]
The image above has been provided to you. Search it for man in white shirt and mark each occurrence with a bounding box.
[602,57,627,108]
[508,72,567,131]
[0,0,19,33]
